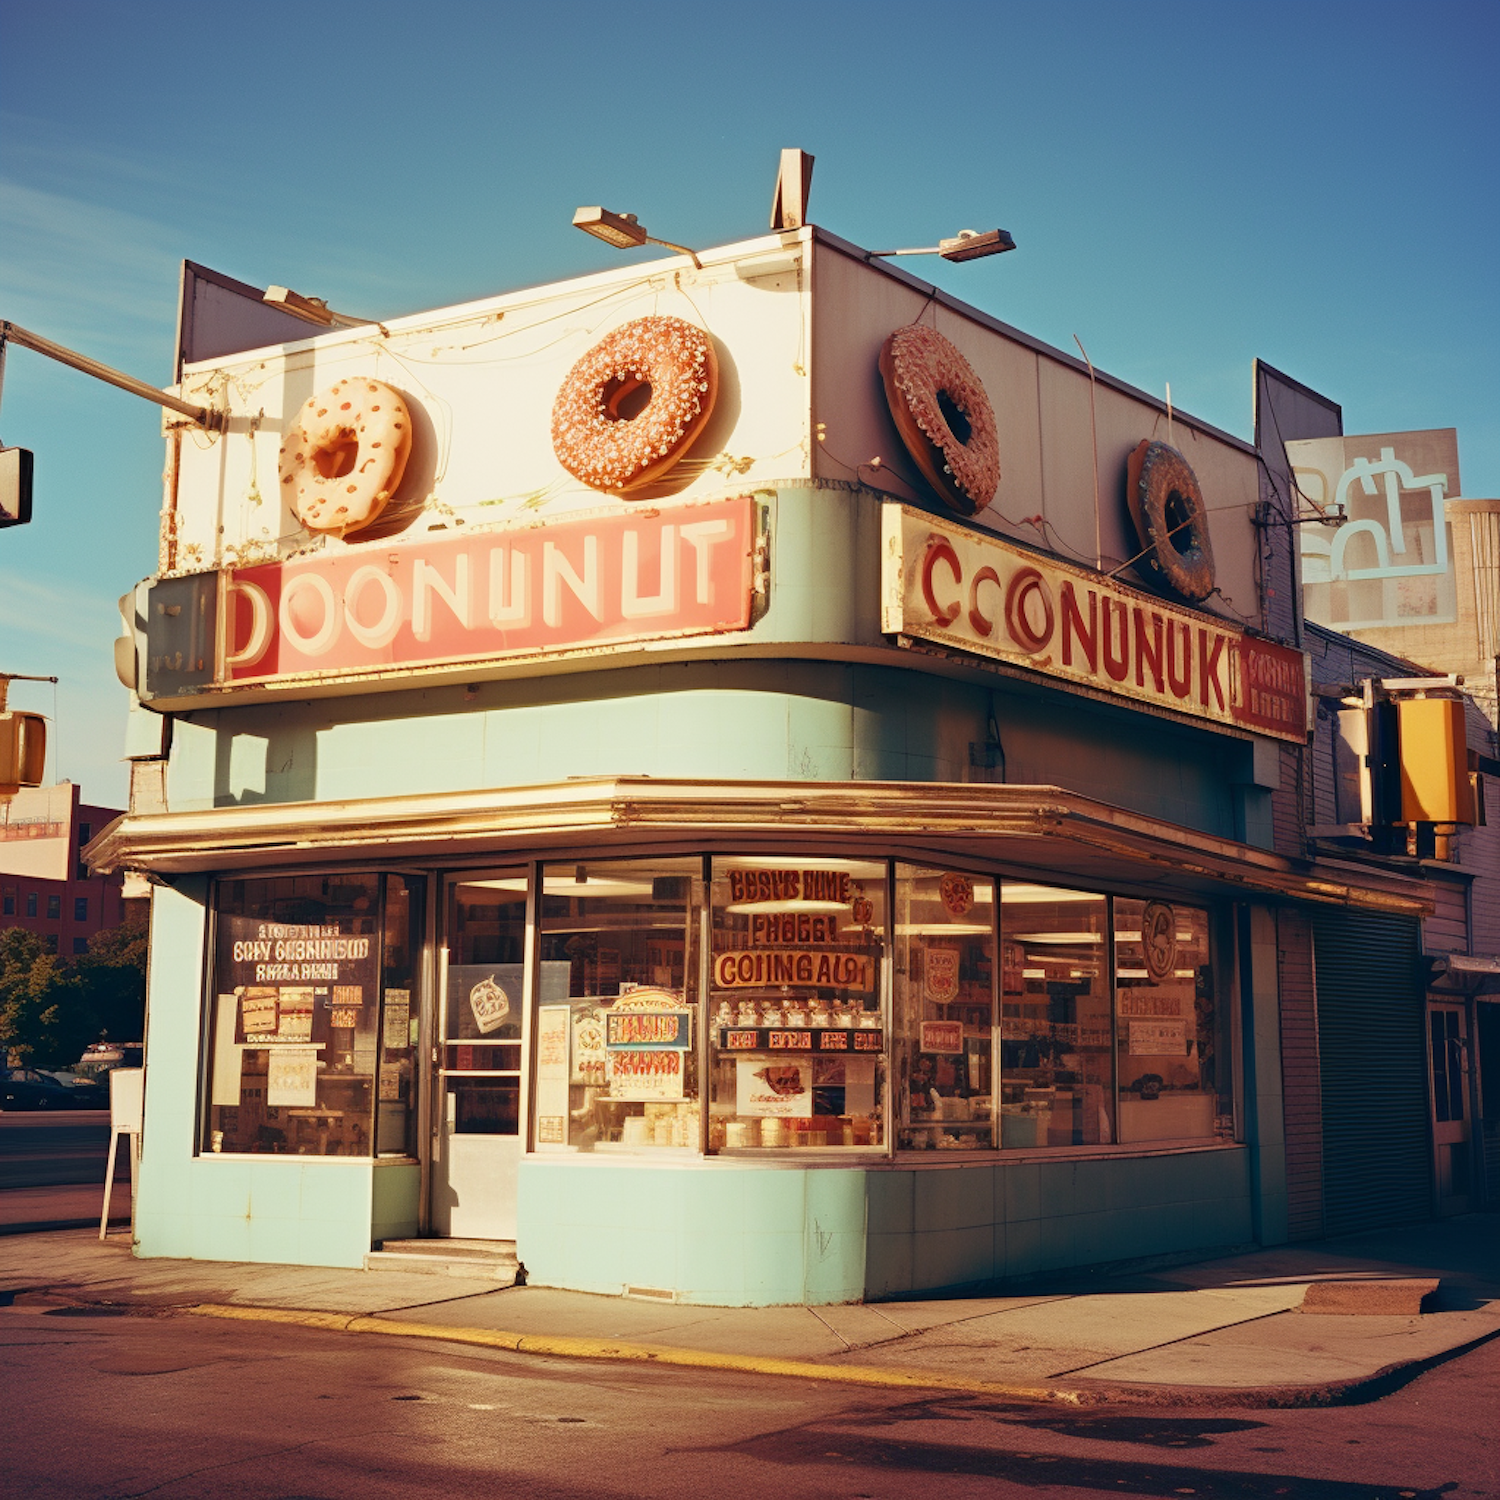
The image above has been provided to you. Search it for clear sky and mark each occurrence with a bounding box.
[2,0,1496,807]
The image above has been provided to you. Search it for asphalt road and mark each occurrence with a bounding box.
[0,1111,114,1189]
[3,1295,1495,1499]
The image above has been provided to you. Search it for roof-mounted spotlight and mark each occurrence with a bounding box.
[867,228,1016,263]
[262,285,383,332]
[572,206,702,269]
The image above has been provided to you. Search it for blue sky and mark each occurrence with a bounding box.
[2,0,1496,806]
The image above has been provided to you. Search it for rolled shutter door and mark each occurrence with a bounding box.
[1311,911,1430,1234]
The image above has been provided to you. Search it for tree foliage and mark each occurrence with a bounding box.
[0,918,147,1067]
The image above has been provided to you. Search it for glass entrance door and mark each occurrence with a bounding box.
[431,871,528,1239]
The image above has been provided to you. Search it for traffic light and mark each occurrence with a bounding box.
[0,710,46,798]
[0,446,33,528]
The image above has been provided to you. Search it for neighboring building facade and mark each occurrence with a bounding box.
[1257,366,1500,1235]
[90,231,1446,1302]
[1,782,128,955]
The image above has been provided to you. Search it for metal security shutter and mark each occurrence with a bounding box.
[1311,912,1431,1234]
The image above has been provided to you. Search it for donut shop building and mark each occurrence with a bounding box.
[90,227,1428,1303]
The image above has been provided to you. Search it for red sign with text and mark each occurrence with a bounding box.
[220,496,755,686]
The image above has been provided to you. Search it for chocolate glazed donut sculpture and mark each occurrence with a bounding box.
[551,315,718,492]
[879,325,999,516]
[1125,439,1216,602]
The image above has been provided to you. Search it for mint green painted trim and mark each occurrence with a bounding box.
[517,1158,868,1307]
[516,1148,1250,1306]
[372,1162,421,1244]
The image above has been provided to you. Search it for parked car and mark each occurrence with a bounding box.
[75,1042,144,1080]
[1,1066,108,1111]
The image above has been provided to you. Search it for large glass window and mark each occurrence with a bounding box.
[894,865,996,1151]
[535,858,702,1151]
[999,884,1114,1148]
[206,873,404,1157]
[708,857,886,1151]
[1113,899,1230,1144]
[376,875,423,1156]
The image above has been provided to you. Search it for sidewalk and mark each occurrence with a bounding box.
[2,1215,1495,1407]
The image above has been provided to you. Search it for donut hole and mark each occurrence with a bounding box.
[1164,489,1199,555]
[936,389,972,446]
[312,430,360,480]
[603,375,654,423]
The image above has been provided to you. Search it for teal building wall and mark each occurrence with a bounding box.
[517,1148,1252,1305]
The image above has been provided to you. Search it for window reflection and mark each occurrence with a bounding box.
[999,884,1114,1147]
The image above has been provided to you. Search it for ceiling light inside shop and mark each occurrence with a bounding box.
[1116,930,1198,943]
[897,921,993,936]
[724,857,883,873]
[726,899,848,914]
[1023,967,1046,978]
[1012,931,1104,944]
[461,878,529,892]
[1117,968,1151,978]
[544,877,657,898]
[1000,885,1103,905]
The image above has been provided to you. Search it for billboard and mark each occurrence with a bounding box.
[1292,429,1461,630]
[0,783,74,882]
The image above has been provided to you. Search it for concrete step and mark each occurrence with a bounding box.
[364,1238,521,1284]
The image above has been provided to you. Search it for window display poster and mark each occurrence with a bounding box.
[266,1047,319,1106]
[535,1004,572,1143]
[607,1049,685,1100]
[1130,1019,1188,1056]
[237,985,318,1044]
[572,1009,607,1085]
[923,947,961,1004]
[919,1019,964,1054]
[737,1058,813,1117]
[383,989,411,1049]
[211,993,243,1107]
[467,973,512,1035]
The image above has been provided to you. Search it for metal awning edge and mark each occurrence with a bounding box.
[85,777,1433,917]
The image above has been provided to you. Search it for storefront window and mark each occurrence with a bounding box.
[999,884,1114,1148]
[535,858,702,1150]
[708,857,886,1151]
[895,865,996,1151]
[376,875,423,1156]
[205,873,395,1157]
[1114,900,1230,1143]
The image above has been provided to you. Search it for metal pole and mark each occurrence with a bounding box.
[0,321,223,431]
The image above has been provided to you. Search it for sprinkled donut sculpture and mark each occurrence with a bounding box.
[879,325,999,516]
[1125,439,1216,602]
[279,379,412,536]
[551,316,718,492]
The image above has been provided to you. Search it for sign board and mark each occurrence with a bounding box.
[133,494,756,705]
[0,783,74,881]
[1291,429,1461,630]
[109,1067,144,1134]
[881,503,1310,743]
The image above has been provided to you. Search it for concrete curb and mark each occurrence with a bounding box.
[176,1301,1500,1409]
[183,1303,1086,1405]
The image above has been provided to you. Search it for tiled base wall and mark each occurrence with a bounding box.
[518,1148,1252,1306]
[865,1148,1252,1298]
[134,1156,377,1269]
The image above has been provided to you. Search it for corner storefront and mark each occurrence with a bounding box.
[89,228,1429,1302]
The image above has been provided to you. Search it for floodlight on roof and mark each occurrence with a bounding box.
[572,206,702,269]
[262,286,380,331]
[867,228,1017,263]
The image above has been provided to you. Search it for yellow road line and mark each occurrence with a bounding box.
[185,1302,1084,1404]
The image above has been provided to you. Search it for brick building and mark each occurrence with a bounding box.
[0,782,129,955]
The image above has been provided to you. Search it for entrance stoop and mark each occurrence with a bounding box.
[365,1238,521,1285]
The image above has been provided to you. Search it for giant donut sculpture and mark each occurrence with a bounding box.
[551,315,718,492]
[879,325,999,516]
[279,378,412,537]
[1125,439,1216,602]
